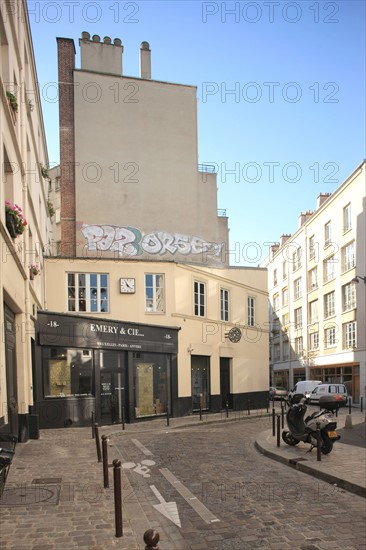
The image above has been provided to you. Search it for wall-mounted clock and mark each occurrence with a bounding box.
[120,278,135,294]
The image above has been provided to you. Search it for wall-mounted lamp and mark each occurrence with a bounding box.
[351,275,366,284]
[187,345,194,354]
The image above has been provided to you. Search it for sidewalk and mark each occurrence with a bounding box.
[0,406,364,550]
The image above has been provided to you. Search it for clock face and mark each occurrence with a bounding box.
[120,278,135,293]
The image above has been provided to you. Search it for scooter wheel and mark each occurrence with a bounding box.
[282,431,300,446]
[321,433,333,454]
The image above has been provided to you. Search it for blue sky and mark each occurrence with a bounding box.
[27,0,365,265]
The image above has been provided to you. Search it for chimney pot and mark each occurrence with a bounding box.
[81,31,90,40]
[140,41,151,79]
[92,34,100,42]
[103,36,111,44]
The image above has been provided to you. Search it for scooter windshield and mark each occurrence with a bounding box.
[287,405,307,437]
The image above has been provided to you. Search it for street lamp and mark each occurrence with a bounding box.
[351,275,366,284]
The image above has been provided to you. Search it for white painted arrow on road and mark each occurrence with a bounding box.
[150,485,181,527]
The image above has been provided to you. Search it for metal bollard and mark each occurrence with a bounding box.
[272,408,276,436]
[247,400,251,416]
[94,423,102,462]
[348,396,352,414]
[281,403,284,429]
[316,422,322,462]
[102,435,109,488]
[113,459,123,537]
[199,404,202,421]
[226,400,229,418]
[276,415,281,447]
[166,410,170,427]
[144,529,160,550]
[91,412,95,439]
[361,396,363,413]
[121,406,125,431]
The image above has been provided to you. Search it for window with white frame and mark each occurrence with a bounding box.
[309,300,318,323]
[282,287,288,306]
[67,273,109,313]
[282,261,287,280]
[324,221,331,246]
[294,307,302,328]
[310,332,319,350]
[309,266,318,290]
[342,241,355,272]
[323,256,335,283]
[145,274,165,312]
[194,281,206,317]
[273,293,279,311]
[309,235,316,260]
[294,278,302,300]
[220,288,230,322]
[247,296,255,326]
[292,247,302,271]
[342,283,356,312]
[283,341,290,361]
[343,203,351,232]
[273,269,277,286]
[343,321,357,349]
[324,291,335,318]
[324,326,336,348]
[295,336,303,356]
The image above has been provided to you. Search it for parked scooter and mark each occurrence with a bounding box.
[282,394,340,454]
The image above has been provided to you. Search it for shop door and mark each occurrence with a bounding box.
[220,358,232,409]
[99,351,128,424]
[4,306,18,435]
[191,356,210,411]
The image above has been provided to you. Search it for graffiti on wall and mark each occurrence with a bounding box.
[81,224,224,259]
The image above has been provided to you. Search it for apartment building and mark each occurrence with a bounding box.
[37,33,269,427]
[0,0,51,439]
[267,161,366,403]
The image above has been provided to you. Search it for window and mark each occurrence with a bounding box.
[342,241,355,272]
[309,235,316,260]
[310,332,319,350]
[145,274,165,312]
[282,312,289,327]
[282,261,287,280]
[282,287,288,306]
[324,221,331,246]
[324,291,335,318]
[273,269,278,286]
[294,307,302,329]
[292,248,302,271]
[43,347,94,397]
[67,273,109,313]
[247,296,255,326]
[220,288,230,322]
[309,300,318,324]
[323,256,335,283]
[194,281,206,317]
[343,203,351,232]
[273,343,280,361]
[342,283,356,312]
[309,267,318,290]
[343,321,357,349]
[295,336,303,356]
[273,293,279,311]
[283,341,289,361]
[325,326,336,348]
[294,278,302,300]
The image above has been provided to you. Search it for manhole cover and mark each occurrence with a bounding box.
[0,484,60,507]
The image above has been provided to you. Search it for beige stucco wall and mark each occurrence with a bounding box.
[73,69,228,263]
[45,259,269,399]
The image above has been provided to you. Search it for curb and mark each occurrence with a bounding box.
[254,436,366,499]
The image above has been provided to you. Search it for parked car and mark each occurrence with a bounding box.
[308,383,348,406]
[288,380,322,401]
[269,386,288,400]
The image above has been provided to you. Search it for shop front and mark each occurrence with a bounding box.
[35,312,179,428]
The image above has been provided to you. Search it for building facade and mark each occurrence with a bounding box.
[37,33,269,427]
[267,161,366,403]
[0,0,51,439]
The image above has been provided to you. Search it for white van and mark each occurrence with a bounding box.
[308,383,348,405]
[288,380,322,400]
